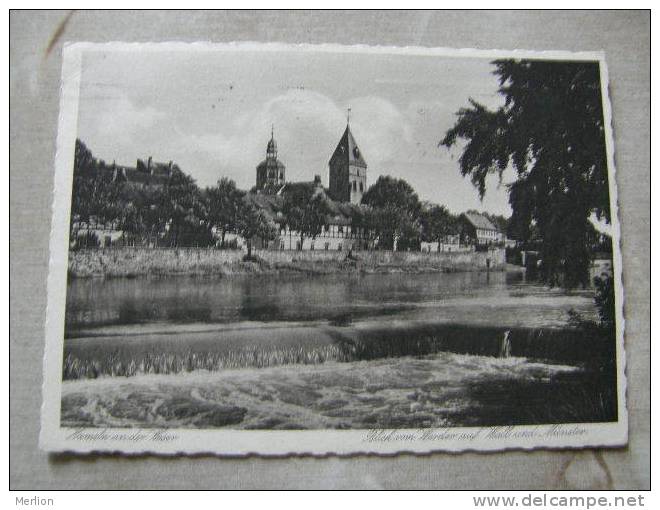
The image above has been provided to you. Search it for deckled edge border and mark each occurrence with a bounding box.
[39,41,628,456]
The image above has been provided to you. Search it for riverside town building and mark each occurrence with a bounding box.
[70,117,507,253]
[244,121,374,251]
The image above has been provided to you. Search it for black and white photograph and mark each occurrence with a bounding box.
[39,42,626,455]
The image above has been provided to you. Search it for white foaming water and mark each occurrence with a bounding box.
[60,351,583,429]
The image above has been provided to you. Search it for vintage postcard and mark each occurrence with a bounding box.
[40,42,627,455]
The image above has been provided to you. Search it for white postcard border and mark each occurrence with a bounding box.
[40,42,628,456]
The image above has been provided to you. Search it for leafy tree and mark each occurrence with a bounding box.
[73,139,95,176]
[281,185,328,250]
[361,176,421,250]
[160,168,209,247]
[594,275,615,329]
[441,60,610,287]
[71,230,100,251]
[362,205,421,251]
[206,177,245,247]
[70,139,215,247]
[361,175,421,215]
[347,205,373,247]
[119,186,164,245]
[71,139,125,237]
[419,204,458,242]
[396,217,422,251]
[70,169,124,234]
[236,200,278,258]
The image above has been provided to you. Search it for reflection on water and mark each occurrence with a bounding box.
[61,272,617,428]
[65,272,597,334]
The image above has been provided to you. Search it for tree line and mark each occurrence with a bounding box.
[72,139,275,253]
[72,58,614,289]
[70,140,488,256]
[74,53,613,292]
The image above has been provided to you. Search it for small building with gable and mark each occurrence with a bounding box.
[459,212,504,247]
[107,156,176,188]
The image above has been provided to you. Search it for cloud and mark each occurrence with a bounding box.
[76,74,511,216]
[346,96,415,172]
[94,94,166,145]
[176,90,415,189]
[77,90,170,167]
[74,49,515,216]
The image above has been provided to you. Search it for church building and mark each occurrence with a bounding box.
[255,127,286,191]
[244,120,373,252]
[255,121,367,203]
[328,123,367,204]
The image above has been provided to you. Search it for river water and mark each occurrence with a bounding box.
[61,271,616,429]
[65,271,596,333]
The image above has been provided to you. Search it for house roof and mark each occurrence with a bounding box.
[105,165,170,186]
[136,158,174,178]
[127,168,169,186]
[245,193,284,222]
[324,200,367,226]
[247,186,369,227]
[329,125,367,168]
[463,212,498,231]
[277,180,321,198]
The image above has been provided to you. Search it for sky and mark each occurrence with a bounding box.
[77,47,516,217]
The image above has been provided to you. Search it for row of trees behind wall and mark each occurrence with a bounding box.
[70,139,512,255]
[71,59,617,289]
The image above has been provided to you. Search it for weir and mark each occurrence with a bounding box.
[62,321,606,380]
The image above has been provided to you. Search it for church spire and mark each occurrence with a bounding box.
[328,116,367,204]
[256,124,285,191]
[266,124,277,158]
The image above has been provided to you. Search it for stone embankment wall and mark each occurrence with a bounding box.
[68,247,507,278]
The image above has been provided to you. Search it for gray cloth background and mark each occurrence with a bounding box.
[9,10,650,489]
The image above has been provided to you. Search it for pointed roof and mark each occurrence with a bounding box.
[330,125,367,168]
[266,125,277,156]
[463,212,498,231]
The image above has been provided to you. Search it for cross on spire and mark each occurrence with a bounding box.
[347,107,351,126]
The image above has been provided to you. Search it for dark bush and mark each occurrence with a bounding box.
[71,231,100,250]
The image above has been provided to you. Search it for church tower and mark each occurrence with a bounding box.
[256,127,286,191]
[328,117,367,204]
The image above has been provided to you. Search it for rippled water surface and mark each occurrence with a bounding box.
[61,272,615,428]
[66,271,597,333]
